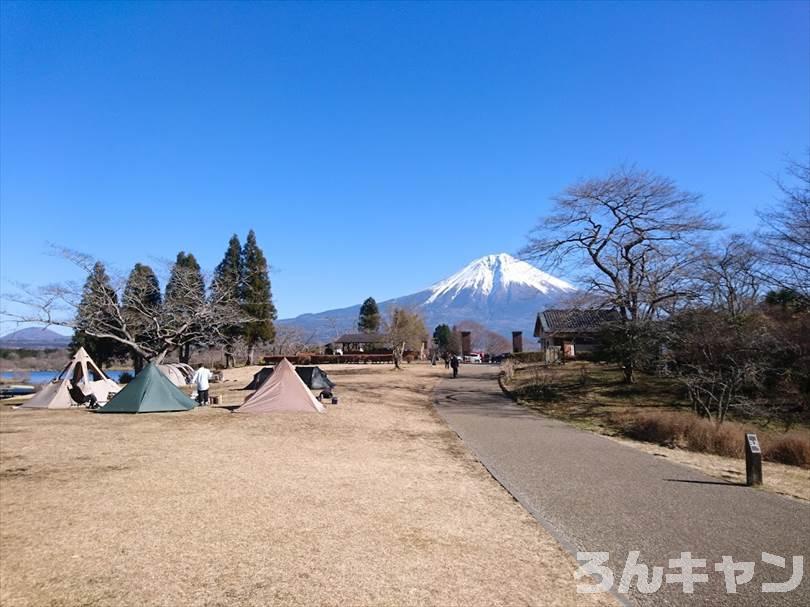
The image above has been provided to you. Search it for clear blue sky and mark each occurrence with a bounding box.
[1,1,808,334]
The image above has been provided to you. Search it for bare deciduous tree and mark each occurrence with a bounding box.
[322,316,353,343]
[666,310,780,423]
[455,320,511,354]
[758,154,810,300]
[266,325,318,356]
[699,234,763,318]
[385,308,428,369]
[8,249,251,365]
[521,167,719,382]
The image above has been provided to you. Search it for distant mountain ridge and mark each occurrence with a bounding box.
[0,327,72,349]
[279,253,577,344]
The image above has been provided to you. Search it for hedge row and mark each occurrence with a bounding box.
[506,352,547,364]
[263,354,394,365]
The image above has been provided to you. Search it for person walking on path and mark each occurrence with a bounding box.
[450,354,460,378]
[192,364,213,405]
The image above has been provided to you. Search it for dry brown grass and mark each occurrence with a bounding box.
[609,409,810,468]
[610,410,743,458]
[1,363,611,607]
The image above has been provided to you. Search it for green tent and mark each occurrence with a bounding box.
[98,363,198,414]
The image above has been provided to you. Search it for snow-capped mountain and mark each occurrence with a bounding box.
[279,253,577,343]
[425,253,575,305]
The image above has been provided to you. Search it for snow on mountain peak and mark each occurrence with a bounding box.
[425,253,575,304]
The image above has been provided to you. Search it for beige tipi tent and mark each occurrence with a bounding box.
[18,347,120,409]
[157,363,191,387]
[236,358,326,413]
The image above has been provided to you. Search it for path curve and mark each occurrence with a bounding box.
[433,365,809,606]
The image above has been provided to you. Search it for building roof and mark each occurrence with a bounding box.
[534,309,620,337]
[335,332,390,344]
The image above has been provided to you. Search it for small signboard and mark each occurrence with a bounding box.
[745,432,763,486]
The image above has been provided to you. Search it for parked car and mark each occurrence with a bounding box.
[464,354,482,363]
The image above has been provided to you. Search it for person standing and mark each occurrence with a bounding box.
[192,364,213,405]
[450,354,460,379]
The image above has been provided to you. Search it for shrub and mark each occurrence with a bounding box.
[509,352,546,364]
[683,420,742,458]
[612,410,743,456]
[763,434,810,468]
[612,411,690,446]
[118,372,134,384]
[611,410,810,467]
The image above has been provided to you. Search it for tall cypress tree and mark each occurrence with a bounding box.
[241,230,276,365]
[212,235,243,368]
[70,262,126,367]
[432,323,452,354]
[165,251,206,363]
[358,297,381,333]
[166,252,205,304]
[123,263,162,372]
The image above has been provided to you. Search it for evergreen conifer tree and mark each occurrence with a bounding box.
[212,235,244,367]
[70,262,126,367]
[165,252,206,362]
[358,297,381,333]
[123,263,162,372]
[432,324,452,354]
[241,230,277,365]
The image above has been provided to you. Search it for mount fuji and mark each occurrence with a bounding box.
[279,253,577,343]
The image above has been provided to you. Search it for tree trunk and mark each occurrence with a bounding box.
[133,353,144,374]
[179,344,190,364]
[392,342,405,370]
[247,342,255,366]
[154,349,169,365]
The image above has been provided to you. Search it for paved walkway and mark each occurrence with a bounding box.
[433,365,809,606]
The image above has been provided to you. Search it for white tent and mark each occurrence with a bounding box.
[18,347,120,409]
[157,364,192,387]
[236,358,326,413]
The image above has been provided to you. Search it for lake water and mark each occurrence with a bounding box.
[0,369,131,384]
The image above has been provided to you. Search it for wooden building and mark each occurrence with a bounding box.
[533,309,620,359]
[333,333,391,354]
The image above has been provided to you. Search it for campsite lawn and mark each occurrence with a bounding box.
[0,363,610,606]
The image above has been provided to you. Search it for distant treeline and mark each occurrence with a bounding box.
[0,348,66,359]
[0,348,70,371]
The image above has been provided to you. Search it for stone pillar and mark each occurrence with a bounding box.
[512,331,523,353]
[461,331,472,356]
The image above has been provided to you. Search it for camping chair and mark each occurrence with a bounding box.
[318,389,338,404]
[67,383,99,409]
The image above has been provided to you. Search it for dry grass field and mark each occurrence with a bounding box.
[1,363,611,607]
